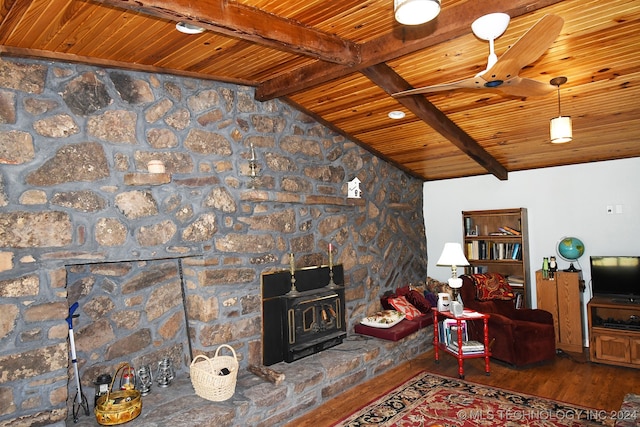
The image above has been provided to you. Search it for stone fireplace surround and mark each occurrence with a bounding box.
[0,57,428,426]
[65,260,429,427]
[64,257,193,416]
[62,258,431,427]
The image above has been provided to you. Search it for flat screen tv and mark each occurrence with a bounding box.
[590,256,640,302]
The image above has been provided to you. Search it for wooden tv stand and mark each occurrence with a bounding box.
[587,296,640,368]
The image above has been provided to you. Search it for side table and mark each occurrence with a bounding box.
[432,307,491,379]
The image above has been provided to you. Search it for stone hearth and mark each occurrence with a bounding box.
[63,333,431,427]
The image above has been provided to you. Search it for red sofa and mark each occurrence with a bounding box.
[460,274,556,367]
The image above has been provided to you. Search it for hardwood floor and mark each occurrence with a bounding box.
[287,349,640,427]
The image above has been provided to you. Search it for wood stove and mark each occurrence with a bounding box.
[261,265,346,365]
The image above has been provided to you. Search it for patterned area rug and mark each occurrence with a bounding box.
[332,372,619,427]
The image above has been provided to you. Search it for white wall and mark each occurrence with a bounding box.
[423,157,640,343]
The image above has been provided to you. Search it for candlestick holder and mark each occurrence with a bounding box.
[248,142,259,188]
[287,252,300,295]
[326,265,339,289]
[326,244,339,289]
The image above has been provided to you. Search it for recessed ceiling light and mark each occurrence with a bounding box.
[388,110,406,119]
[176,22,205,35]
[394,0,441,26]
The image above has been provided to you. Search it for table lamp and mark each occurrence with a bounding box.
[436,242,470,305]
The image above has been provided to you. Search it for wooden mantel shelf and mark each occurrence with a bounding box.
[240,189,365,206]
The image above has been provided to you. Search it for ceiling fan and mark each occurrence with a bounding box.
[393,13,565,98]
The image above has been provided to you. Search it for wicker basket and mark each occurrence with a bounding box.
[190,344,239,402]
[95,363,142,425]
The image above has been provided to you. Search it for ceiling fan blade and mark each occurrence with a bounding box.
[487,14,564,82]
[497,77,557,97]
[393,15,563,99]
[392,78,482,97]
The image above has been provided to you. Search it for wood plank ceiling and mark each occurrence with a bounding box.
[1,0,638,181]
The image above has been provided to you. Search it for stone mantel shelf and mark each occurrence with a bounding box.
[124,172,171,186]
[240,189,365,207]
[388,202,417,211]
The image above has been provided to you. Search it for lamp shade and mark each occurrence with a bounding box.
[550,116,572,143]
[394,0,441,25]
[436,243,470,267]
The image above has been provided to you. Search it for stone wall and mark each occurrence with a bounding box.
[0,57,427,425]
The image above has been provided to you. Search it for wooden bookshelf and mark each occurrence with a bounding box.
[462,208,530,308]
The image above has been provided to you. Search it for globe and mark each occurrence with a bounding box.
[557,236,585,272]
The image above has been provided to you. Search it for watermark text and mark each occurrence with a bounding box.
[456,408,637,422]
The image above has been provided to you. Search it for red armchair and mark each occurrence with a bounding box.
[459,273,556,367]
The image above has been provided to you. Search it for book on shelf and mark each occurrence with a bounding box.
[466,241,478,260]
[448,324,466,345]
[448,340,485,351]
[502,225,521,235]
[439,319,468,346]
[464,217,473,236]
[479,240,487,259]
[514,292,524,309]
[511,243,521,260]
[467,241,522,261]
[508,275,525,285]
[497,226,521,236]
[448,340,485,354]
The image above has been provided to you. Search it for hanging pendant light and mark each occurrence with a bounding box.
[549,76,572,144]
[394,0,441,26]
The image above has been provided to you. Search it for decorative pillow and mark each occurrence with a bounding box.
[396,286,431,313]
[380,291,397,311]
[472,273,515,301]
[388,296,422,320]
[424,291,438,309]
[395,286,411,296]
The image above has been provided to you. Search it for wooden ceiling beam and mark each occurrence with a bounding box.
[92,0,360,66]
[255,0,564,101]
[360,63,508,180]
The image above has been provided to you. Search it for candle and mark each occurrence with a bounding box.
[250,143,256,161]
[147,160,165,174]
[328,243,333,268]
[289,253,295,275]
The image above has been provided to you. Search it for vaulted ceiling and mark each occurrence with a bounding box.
[1,0,639,181]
